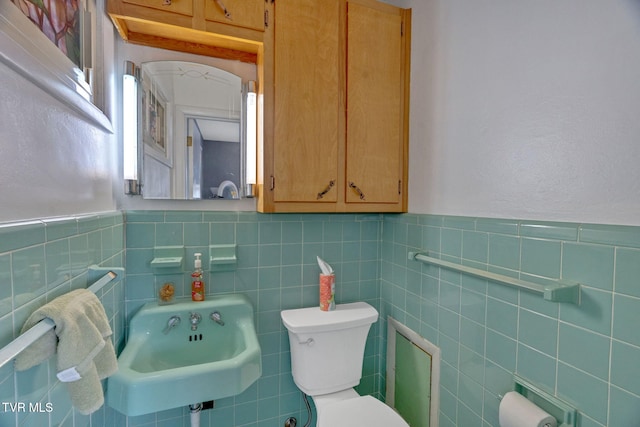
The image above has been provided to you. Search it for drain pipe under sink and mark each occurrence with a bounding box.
[189,403,202,427]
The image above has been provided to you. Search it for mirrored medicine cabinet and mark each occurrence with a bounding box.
[124,58,257,200]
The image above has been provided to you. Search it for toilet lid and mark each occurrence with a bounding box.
[319,396,409,427]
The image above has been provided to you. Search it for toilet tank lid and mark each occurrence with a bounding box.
[281,302,378,334]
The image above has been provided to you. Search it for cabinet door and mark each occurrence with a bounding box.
[273,0,341,203]
[346,1,404,205]
[122,0,193,17]
[204,0,264,31]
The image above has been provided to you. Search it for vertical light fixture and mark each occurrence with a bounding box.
[123,61,140,195]
[245,81,257,197]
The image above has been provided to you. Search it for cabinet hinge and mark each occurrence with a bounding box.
[401,21,404,36]
[270,175,275,191]
[398,180,402,195]
[264,9,269,28]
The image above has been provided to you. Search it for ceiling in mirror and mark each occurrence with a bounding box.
[195,118,240,142]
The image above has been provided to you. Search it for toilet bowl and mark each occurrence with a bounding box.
[313,389,408,427]
[280,303,408,427]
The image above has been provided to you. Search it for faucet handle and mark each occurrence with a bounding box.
[163,315,181,334]
[210,311,225,326]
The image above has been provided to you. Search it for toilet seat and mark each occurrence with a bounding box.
[317,395,409,427]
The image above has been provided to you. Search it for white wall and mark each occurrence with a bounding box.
[0,2,118,223]
[4,0,639,225]
[407,0,640,226]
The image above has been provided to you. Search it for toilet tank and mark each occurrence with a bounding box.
[281,302,378,396]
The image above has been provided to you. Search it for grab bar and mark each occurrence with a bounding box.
[0,270,120,369]
[408,252,580,305]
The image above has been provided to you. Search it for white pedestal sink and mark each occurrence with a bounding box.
[107,294,261,416]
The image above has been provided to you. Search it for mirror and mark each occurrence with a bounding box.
[137,60,252,200]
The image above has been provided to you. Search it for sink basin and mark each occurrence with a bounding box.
[107,294,261,416]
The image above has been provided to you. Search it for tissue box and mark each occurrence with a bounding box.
[319,274,335,311]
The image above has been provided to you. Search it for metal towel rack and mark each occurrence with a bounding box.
[408,252,581,305]
[0,269,120,370]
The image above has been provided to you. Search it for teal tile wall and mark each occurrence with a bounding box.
[381,214,640,427]
[4,210,638,427]
[123,211,382,427]
[0,212,125,427]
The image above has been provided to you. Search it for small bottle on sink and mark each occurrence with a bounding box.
[191,253,205,301]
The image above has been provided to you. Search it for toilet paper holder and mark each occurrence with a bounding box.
[500,375,578,427]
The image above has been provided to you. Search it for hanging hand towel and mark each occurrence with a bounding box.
[14,289,118,415]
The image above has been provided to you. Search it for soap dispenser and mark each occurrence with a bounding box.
[191,253,205,301]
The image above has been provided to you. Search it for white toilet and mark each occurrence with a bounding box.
[281,302,409,427]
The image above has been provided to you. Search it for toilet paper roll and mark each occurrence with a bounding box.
[499,391,557,427]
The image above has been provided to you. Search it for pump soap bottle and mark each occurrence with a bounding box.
[191,253,205,301]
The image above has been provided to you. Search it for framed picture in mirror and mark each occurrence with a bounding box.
[147,91,166,153]
[141,72,172,166]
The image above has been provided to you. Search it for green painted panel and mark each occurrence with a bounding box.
[395,332,431,427]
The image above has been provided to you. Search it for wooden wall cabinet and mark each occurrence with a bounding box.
[107,0,410,213]
[258,0,411,213]
[107,0,264,63]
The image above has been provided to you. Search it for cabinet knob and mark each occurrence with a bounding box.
[316,180,336,200]
[162,0,171,5]
[348,182,366,200]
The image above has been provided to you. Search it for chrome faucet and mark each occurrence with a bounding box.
[163,315,181,334]
[210,311,225,326]
[189,312,202,331]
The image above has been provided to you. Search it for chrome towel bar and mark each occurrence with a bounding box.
[0,269,120,369]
